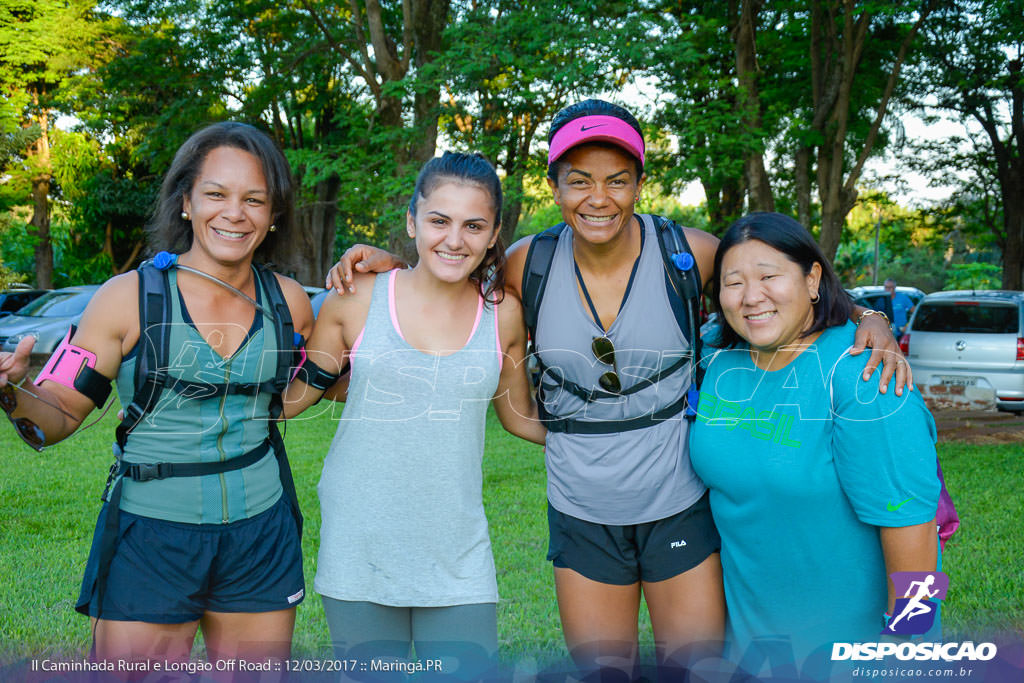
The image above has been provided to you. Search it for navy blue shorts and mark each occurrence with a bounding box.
[76,495,304,623]
[547,491,720,585]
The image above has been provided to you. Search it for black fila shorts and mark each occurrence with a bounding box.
[546,490,720,585]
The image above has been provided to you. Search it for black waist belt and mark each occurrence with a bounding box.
[88,437,299,624]
[115,439,272,482]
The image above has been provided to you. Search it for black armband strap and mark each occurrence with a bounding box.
[74,366,113,408]
[293,356,345,391]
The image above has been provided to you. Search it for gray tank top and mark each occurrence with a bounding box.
[314,270,502,606]
[535,214,706,524]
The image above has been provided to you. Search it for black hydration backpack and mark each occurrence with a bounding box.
[520,214,705,433]
[90,256,303,622]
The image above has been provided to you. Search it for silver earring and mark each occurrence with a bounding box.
[181,211,189,220]
[269,225,276,232]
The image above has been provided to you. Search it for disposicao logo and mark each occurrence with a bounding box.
[831,570,998,662]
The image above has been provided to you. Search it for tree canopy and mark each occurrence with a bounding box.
[1,0,1019,289]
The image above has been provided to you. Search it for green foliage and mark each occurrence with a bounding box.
[906,0,1024,288]
[0,0,1014,291]
[943,263,1004,291]
[0,257,25,289]
[440,0,630,242]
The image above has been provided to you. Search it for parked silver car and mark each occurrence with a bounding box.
[0,285,50,318]
[0,285,100,359]
[904,290,1024,412]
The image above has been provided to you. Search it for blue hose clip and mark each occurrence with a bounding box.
[685,386,700,417]
[153,251,178,271]
[671,251,695,272]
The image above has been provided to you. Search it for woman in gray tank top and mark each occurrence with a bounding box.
[324,103,910,679]
[284,153,543,677]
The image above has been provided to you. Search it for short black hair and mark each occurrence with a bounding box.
[711,212,852,348]
[148,122,293,262]
[546,99,644,181]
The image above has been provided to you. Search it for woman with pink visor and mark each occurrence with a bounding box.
[325,99,909,679]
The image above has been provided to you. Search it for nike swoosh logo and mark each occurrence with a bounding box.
[887,497,914,512]
[580,124,608,132]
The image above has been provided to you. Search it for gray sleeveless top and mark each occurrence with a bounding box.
[314,270,502,606]
[535,214,706,524]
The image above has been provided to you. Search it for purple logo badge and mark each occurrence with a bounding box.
[883,571,948,635]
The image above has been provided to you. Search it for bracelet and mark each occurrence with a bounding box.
[856,309,890,326]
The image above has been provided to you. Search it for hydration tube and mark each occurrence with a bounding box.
[152,251,277,320]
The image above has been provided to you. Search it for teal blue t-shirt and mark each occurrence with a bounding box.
[690,322,940,670]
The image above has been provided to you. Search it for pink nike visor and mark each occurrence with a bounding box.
[547,115,645,166]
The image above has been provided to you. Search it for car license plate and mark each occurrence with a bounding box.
[937,375,978,387]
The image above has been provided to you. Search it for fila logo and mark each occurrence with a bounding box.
[670,540,687,549]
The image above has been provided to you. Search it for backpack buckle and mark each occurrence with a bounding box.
[127,462,168,482]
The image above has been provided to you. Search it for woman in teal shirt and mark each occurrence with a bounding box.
[690,212,941,676]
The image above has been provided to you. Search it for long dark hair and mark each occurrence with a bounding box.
[409,152,506,304]
[711,212,852,348]
[546,99,645,181]
[148,122,294,262]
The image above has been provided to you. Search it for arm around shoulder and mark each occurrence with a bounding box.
[682,227,719,290]
[283,271,374,417]
[492,292,545,445]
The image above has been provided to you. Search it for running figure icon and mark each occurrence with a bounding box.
[888,574,940,631]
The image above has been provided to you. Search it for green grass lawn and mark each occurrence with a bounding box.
[0,404,1021,667]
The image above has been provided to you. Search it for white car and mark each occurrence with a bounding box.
[904,290,1024,412]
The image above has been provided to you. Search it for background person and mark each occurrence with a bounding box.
[323,101,910,678]
[884,277,915,336]
[690,212,940,674]
[0,122,313,674]
[283,152,544,680]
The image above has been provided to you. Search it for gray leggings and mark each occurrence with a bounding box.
[321,597,498,681]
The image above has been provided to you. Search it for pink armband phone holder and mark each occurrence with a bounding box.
[36,328,98,390]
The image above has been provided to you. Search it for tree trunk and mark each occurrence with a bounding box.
[804,1,927,260]
[1002,167,1024,290]
[734,0,775,212]
[280,175,341,285]
[999,59,1023,290]
[970,58,1023,289]
[28,106,53,289]
[500,169,525,248]
[795,146,812,229]
[409,0,449,164]
[703,177,745,235]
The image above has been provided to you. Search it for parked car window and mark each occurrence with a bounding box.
[912,303,1018,334]
[17,291,93,318]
